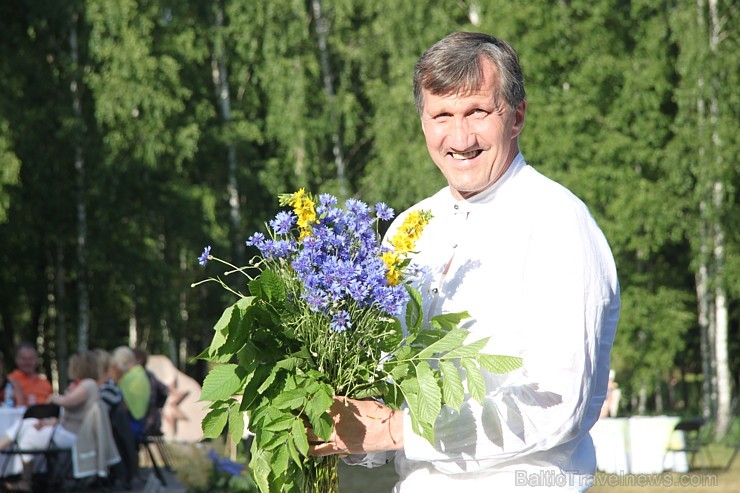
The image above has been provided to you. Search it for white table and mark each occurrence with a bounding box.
[590,416,688,474]
[0,406,26,477]
[0,406,25,437]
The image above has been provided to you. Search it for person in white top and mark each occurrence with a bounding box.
[309,32,620,492]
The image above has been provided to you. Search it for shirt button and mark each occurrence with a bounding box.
[453,204,459,210]
[452,244,458,249]
[431,288,439,294]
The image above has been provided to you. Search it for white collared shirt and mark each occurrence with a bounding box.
[389,154,620,492]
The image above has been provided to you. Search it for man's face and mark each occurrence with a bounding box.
[420,59,526,200]
[16,348,38,375]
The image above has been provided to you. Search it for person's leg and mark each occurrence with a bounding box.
[3,420,53,491]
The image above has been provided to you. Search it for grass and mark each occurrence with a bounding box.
[339,444,740,492]
[166,440,738,492]
[590,444,739,493]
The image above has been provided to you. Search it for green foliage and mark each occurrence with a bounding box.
[0,119,20,223]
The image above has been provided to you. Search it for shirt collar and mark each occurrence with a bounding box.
[442,153,527,213]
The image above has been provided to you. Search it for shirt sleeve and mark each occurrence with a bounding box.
[402,203,620,472]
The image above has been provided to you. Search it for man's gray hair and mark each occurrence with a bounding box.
[112,346,137,372]
[413,32,525,114]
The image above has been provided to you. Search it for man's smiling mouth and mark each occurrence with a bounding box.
[450,150,482,160]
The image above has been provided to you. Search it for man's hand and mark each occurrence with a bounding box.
[307,396,404,457]
[33,417,57,430]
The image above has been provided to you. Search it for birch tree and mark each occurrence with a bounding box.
[670,0,737,439]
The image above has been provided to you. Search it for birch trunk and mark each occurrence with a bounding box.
[54,248,68,392]
[708,0,731,440]
[311,0,347,198]
[70,16,89,352]
[212,0,243,263]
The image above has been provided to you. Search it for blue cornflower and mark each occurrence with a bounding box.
[375,202,395,221]
[246,232,266,248]
[271,239,295,259]
[304,290,326,312]
[319,194,338,207]
[373,285,409,316]
[198,246,211,266]
[345,198,370,216]
[330,310,352,333]
[208,449,245,477]
[348,280,370,302]
[269,210,296,235]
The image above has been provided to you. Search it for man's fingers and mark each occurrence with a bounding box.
[308,441,347,457]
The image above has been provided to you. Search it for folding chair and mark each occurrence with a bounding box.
[0,403,71,491]
[665,417,712,471]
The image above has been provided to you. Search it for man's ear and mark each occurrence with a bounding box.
[511,99,527,139]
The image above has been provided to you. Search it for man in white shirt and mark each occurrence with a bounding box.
[309,32,620,492]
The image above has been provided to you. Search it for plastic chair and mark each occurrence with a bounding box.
[665,417,712,470]
[0,403,71,491]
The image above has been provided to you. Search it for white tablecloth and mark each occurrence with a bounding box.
[590,416,688,474]
[0,406,26,476]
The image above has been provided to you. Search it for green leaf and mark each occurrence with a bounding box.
[202,408,228,439]
[271,388,308,410]
[228,400,245,443]
[439,360,465,411]
[388,361,410,382]
[415,361,442,424]
[240,365,270,411]
[249,447,271,493]
[418,327,468,359]
[263,414,295,432]
[404,285,423,335]
[260,269,286,303]
[305,386,334,419]
[306,409,333,442]
[429,311,470,332]
[286,436,303,469]
[382,383,405,410]
[477,354,523,374]
[256,364,281,394]
[248,277,263,300]
[405,402,434,445]
[351,380,388,400]
[262,431,290,450]
[378,319,403,352]
[462,359,486,404]
[444,337,489,360]
[201,364,244,402]
[272,440,290,477]
[291,417,309,456]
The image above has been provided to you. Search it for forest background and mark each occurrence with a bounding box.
[0,0,737,440]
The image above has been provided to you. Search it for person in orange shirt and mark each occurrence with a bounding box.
[0,352,23,405]
[7,342,52,406]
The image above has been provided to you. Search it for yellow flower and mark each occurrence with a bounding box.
[385,209,431,284]
[290,188,317,237]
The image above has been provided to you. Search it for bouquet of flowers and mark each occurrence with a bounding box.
[195,190,521,493]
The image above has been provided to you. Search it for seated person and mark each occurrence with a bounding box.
[0,351,100,492]
[94,348,135,487]
[132,347,169,435]
[0,352,23,406]
[7,343,52,406]
[110,346,151,442]
[93,349,123,412]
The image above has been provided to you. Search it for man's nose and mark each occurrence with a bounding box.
[450,117,475,150]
